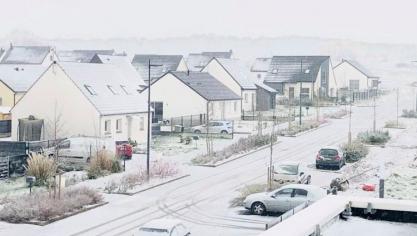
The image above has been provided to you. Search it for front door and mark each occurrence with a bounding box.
[270,188,294,212]
[290,188,308,209]
[289,87,295,100]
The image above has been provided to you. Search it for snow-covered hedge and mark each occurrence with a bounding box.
[229,182,283,207]
[278,119,327,136]
[0,187,103,223]
[401,109,417,118]
[191,133,278,165]
[341,141,369,163]
[357,130,390,145]
[384,120,405,129]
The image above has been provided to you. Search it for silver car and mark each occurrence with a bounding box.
[191,121,233,134]
[243,184,327,215]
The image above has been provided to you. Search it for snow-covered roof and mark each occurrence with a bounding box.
[60,62,148,115]
[0,64,48,92]
[251,58,272,72]
[0,46,52,64]
[162,71,241,101]
[58,49,114,63]
[254,81,277,93]
[131,54,183,80]
[92,54,146,86]
[201,50,233,59]
[335,59,379,79]
[186,51,233,72]
[214,58,256,90]
[264,56,330,83]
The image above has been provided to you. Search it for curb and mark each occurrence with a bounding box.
[116,174,191,196]
[22,202,109,226]
[196,141,280,168]
[280,122,331,137]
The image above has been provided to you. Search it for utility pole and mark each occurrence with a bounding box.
[146,59,162,181]
[348,95,352,145]
[299,82,302,126]
[299,59,303,126]
[268,109,277,191]
[373,90,376,132]
[396,88,399,128]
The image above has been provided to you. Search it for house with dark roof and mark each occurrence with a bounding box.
[333,59,379,94]
[263,56,338,101]
[11,62,149,143]
[131,54,188,83]
[146,71,241,122]
[186,50,233,71]
[202,58,260,113]
[0,45,56,65]
[57,49,115,63]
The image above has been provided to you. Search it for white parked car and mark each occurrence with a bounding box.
[191,121,233,134]
[136,219,190,236]
[243,184,327,215]
[47,137,116,163]
[273,162,311,184]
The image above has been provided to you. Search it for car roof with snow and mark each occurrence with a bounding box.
[140,219,184,230]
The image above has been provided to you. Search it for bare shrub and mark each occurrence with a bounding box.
[25,153,57,186]
[150,159,179,178]
[357,130,390,145]
[341,140,369,163]
[87,150,121,179]
[0,187,103,223]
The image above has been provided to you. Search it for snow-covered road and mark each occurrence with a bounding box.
[1,86,415,236]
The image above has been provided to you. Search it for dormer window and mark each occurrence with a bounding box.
[120,85,130,95]
[84,85,97,95]
[107,85,118,95]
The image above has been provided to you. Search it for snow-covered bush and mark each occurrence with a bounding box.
[278,119,327,136]
[341,141,369,163]
[326,109,348,119]
[87,150,121,179]
[357,130,390,145]
[192,133,278,165]
[0,187,103,223]
[384,120,405,129]
[25,153,57,186]
[401,109,417,118]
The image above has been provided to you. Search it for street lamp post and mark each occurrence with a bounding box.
[146,60,162,181]
[348,92,352,145]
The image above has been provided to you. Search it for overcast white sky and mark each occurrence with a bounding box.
[1,0,417,44]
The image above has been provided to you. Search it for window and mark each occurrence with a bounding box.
[104,120,111,133]
[301,88,309,94]
[84,85,97,95]
[372,80,379,88]
[321,70,328,85]
[274,188,293,197]
[289,87,295,99]
[120,85,130,95]
[233,101,238,112]
[116,119,122,132]
[349,80,360,90]
[107,85,118,95]
[139,117,144,131]
[294,189,308,197]
[251,93,255,105]
[58,140,70,149]
[244,93,249,103]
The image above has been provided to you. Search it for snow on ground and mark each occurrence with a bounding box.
[323,217,417,236]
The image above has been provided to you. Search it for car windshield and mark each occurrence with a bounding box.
[275,164,298,175]
[320,149,338,156]
[138,228,169,236]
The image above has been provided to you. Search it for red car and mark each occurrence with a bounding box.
[116,143,133,159]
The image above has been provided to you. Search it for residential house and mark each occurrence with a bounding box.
[186,50,233,71]
[11,62,149,143]
[57,49,115,63]
[263,56,338,102]
[147,71,241,123]
[333,59,380,99]
[250,58,272,81]
[202,58,258,113]
[131,54,188,84]
[0,45,57,66]
[0,64,48,108]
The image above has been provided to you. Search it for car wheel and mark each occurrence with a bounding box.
[316,164,320,169]
[194,130,201,134]
[251,202,266,215]
[220,130,228,134]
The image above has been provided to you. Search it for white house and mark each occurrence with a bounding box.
[147,71,241,122]
[0,45,57,66]
[11,62,149,143]
[263,56,338,101]
[131,54,188,83]
[202,58,257,113]
[333,59,379,96]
